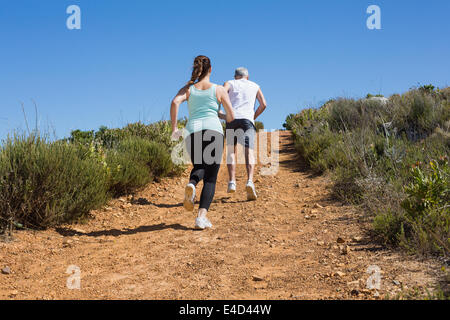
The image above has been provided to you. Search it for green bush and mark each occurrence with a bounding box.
[0,134,109,230]
[366,93,385,99]
[255,121,264,131]
[392,89,449,141]
[106,137,178,196]
[283,113,298,130]
[105,150,152,197]
[94,121,176,150]
[118,136,175,175]
[0,119,186,233]
[295,127,344,173]
[68,120,180,151]
[373,210,406,245]
[287,85,450,256]
[402,160,449,219]
[373,159,449,255]
[399,159,449,254]
[419,84,436,94]
[69,129,95,145]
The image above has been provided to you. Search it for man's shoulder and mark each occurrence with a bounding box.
[227,79,259,90]
[247,80,260,90]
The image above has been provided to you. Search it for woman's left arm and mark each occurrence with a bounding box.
[216,86,235,123]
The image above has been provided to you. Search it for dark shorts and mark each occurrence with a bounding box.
[225,119,256,149]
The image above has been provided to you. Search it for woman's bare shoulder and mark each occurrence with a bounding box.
[176,84,191,95]
[215,84,226,92]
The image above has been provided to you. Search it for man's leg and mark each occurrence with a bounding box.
[227,143,237,182]
[245,147,257,201]
[226,144,237,193]
[225,122,237,194]
[245,146,255,182]
[244,123,257,201]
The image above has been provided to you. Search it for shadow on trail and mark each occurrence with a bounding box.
[150,202,184,208]
[56,223,198,238]
[278,140,295,154]
[214,196,251,204]
[130,197,184,208]
[278,139,321,178]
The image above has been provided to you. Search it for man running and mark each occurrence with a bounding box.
[220,67,267,201]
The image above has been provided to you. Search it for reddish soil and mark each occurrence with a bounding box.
[0,132,443,299]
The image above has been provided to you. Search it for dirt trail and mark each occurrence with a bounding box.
[0,132,442,299]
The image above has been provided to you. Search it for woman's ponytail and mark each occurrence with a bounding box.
[187,55,211,85]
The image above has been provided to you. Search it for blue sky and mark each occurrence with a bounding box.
[1,0,449,140]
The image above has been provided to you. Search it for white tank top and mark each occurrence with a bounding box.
[227,79,260,123]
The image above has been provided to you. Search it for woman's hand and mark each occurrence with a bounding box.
[218,110,227,120]
[171,128,183,141]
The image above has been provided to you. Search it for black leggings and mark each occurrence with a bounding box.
[186,130,224,211]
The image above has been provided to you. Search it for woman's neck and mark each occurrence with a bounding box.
[198,74,211,84]
[194,75,213,89]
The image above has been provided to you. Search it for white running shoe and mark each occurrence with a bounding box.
[183,183,195,211]
[246,180,257,201]
[227,181,236,194]
[195,216,213,230]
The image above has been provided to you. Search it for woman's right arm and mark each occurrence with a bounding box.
[170,86,189,132]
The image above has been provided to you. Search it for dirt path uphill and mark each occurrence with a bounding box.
[0,132,442,299]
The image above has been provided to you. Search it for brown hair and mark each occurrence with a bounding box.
[187,55,211,85]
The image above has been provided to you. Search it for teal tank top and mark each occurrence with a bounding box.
[186,84,223,135]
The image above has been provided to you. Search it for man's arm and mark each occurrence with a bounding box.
[254,88,267,120]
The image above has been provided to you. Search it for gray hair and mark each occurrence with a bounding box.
[234,67,249,78]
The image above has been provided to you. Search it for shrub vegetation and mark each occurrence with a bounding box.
[285,85,449,256]
[0,121,184,231]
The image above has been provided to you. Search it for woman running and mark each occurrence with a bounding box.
[170,55,235,229]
